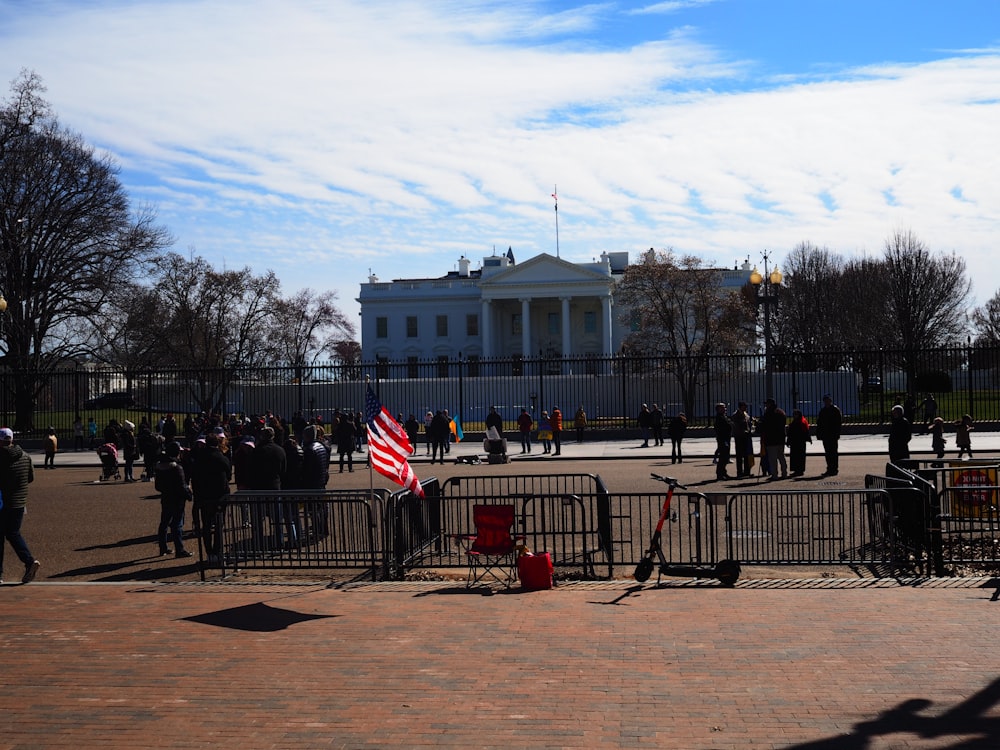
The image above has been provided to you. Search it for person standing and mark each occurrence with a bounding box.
[0,427,40,584]
[667,412,687,464]
[887,404,912,464]
[816,395,843,477]
[517,408,534,454]
[190,433,232,563]
[73,415,84,452]
[537,411,553,454]
[120,420,138,482]
[404,414,420,454]
[334,415,356,473]
[154,441,193,558]
[423,411,434,456]
[550,406,563,456]
[955,414,974,459]
[651,403,665,446]
[761,398,788,480]
[714,403,732,480]
[573,405,587,443]
[731,402,753,479]
[930,416,947,464]
[637,404,652,448]
[786,409,812,476]
[429,410,450,464]
[484,406,503,438]
[43,426,57,469]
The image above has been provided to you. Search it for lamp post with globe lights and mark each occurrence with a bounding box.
[749,252,783,401]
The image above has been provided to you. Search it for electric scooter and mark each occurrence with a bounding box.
[633,473,741,586]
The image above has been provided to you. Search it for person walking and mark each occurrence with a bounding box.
[760,398,788,480]
[955,414,974,459]
[517,408,534,454]
[713,403,732,480]
[668,412,687,464]
[154,441,193,558]
[888,404,912,464]
[573,405,587,443]
[0,427,40,584]
[786,409,812,476]
[815,394,843,477]
[550,406,563,456]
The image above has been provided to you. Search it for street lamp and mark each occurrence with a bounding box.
[749,252,783,400]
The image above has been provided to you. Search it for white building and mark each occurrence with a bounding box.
[357,249,752,363]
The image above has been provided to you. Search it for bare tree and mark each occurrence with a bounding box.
[971,290,1000,345]
[616,248,752,416]
[0,70,170,428]
[269,288,355,374]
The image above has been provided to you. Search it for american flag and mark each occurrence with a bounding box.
[365,385,425,498]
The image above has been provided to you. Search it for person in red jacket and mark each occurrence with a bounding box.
[550,406,563,456]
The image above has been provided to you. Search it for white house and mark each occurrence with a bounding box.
[357,249,752,363]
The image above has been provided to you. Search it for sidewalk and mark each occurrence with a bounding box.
[34,430,1000,467]
[3,578,998,748]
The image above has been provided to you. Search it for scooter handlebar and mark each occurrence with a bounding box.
[650,472,687,490]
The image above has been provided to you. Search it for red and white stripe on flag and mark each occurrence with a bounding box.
[365,386,425,498]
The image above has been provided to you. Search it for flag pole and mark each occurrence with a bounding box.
[365,374,375,497]
[552,184,559,258]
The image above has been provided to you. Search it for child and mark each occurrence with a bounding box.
[44,426,57,469]
[930,417,946,462]
[955,414,974,459]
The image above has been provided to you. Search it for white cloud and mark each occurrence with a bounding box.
[2,0,1000,322]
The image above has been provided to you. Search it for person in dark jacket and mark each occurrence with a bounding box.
[429,410,450,464]
[760,398,788,480]
[888,404,912,464]
[0,427,40,584]
[667,413,687,464]
[786,409,813,476]
[154,441,193,558]
[731,401,753,479]
[334,416,356,473]
[190,433,232,562]
[815,395,843,476]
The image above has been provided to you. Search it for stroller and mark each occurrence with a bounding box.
[97,442,121,482]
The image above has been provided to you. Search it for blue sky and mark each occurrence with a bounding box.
[2,0,1000,326]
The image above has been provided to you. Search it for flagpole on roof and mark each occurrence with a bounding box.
[552,185,559,258]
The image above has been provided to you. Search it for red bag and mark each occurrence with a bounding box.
[517,552,553,591]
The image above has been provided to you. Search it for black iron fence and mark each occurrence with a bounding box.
[200,466,999,581]
[4,344,1000,440]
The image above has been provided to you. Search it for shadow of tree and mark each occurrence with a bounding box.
[786,676,1000,749]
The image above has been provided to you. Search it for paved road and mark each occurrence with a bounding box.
[4,435,1000,749]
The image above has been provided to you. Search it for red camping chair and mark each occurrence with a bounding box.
[453,504,523,587]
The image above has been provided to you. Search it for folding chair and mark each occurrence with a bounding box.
[453,504,523,587]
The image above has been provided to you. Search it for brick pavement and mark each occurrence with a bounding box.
[2,578,998,749]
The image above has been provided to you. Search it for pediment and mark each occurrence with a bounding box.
[480,253,610,288]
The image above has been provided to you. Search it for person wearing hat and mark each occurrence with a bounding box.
[0,427,41,584]
[154,441,193,558]
[120,420,138,482]
[816,394,843,477]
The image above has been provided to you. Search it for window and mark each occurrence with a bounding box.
[512,313,522,335]
[467,354,480,377]
[548,312,560,335]
[436,315,448,337]
[376,355,389,380]
[406,316,418,338]
[407,356,419,379]
[376,316,388,339]
[584,311,596,333]
[437,355,449,378]
[466,314,479,336]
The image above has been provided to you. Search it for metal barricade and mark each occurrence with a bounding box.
[213,489,388,579]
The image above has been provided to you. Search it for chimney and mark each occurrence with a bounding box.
[458,255,471,277]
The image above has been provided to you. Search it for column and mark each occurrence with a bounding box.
[561,296,572,358]
[481,299,492,358]
[520,297,531,358]
[601,295,613,356]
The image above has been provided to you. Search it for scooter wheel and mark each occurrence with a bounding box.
[714,559,741,586]
[634,557,654,583]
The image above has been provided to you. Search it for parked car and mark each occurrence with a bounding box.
[83,392,135,409]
